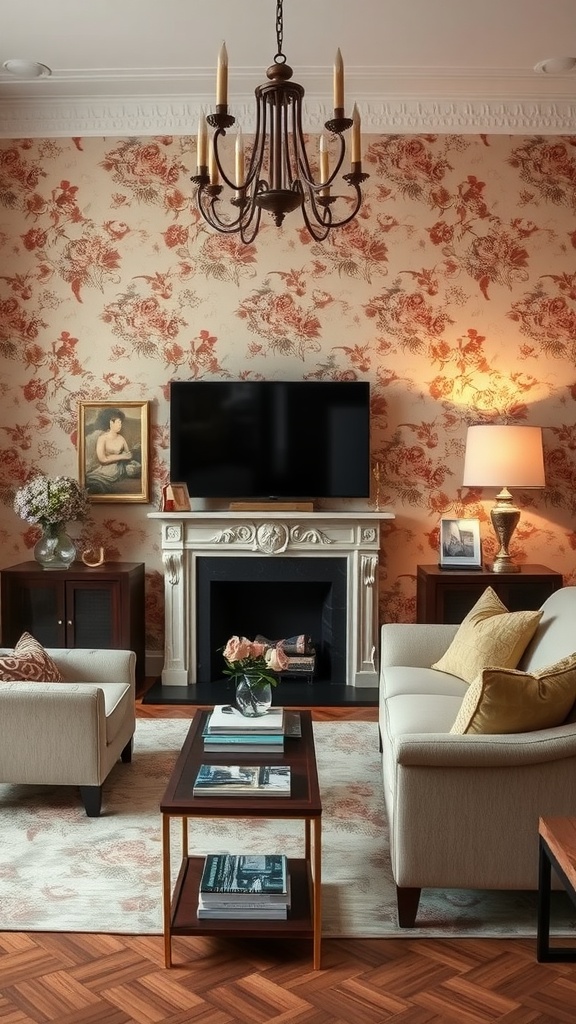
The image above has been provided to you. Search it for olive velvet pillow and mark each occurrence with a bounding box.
[0,632,63,682]
[450,654,576,735]
[432,586,542,684]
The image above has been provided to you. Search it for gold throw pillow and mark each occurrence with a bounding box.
[432,586,542,684]
[450,654,576,735]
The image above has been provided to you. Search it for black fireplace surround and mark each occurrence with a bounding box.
[196,556,348,685]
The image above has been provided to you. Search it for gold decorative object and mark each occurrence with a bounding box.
[373,462,383,511]
[81,547,105,567]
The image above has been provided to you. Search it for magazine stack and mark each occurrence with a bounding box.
[197,854,291,919]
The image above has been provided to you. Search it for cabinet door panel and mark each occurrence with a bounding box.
[4,579,65,647]
[66,581,119,649]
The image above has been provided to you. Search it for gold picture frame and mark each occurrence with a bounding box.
[78,401,150,503]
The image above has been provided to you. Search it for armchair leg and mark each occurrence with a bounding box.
[121,737,133,763]
[396,885,421,927]
[80,785,103,817]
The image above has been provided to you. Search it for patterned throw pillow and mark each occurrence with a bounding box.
[0,632,63,682]
[450,654,576,734]
[432,586,542,684]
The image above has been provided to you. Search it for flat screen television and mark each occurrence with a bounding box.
[169,380,370,500]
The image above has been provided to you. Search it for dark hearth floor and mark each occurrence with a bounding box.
[142,678,378,707]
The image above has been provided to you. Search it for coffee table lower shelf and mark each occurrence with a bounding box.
[170,855,314,939]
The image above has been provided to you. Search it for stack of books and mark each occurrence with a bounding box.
[203,705,301,754]
[197,853,290,919]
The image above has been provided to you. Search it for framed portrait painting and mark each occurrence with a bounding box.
[78,401,150,503]
[439,517,482,569]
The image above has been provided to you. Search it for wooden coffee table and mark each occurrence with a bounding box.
[160,709,322,968]
[537,816,576,962]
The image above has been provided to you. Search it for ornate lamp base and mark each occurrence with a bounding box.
[490,488,521,573]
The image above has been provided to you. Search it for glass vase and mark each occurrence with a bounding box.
[235,676,273,717]
[33,522,76,570]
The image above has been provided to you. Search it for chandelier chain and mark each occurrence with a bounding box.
[274,0,286,63]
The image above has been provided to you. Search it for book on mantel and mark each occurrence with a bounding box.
[193,763,291,797]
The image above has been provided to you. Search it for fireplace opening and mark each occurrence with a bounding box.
[196,556,347,684]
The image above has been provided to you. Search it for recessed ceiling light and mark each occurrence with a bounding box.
[2,59,52,78]
[534,56,576,74]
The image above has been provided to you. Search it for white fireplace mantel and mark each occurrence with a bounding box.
[148,509,395,689]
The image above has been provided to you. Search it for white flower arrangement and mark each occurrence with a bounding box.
[14,475,90,527]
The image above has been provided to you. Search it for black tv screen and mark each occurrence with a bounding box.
[169,380,370,500]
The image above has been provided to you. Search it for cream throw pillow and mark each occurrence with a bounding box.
[450,654,576,734]
[432,586,542,684]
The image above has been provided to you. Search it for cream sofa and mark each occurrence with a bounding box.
[379,586,576,926]
[0,648,136,816]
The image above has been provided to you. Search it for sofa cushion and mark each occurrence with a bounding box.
[520,587,576,673]
[382,665,469,700]
[0,632,63,682]
[432,587,542,684]
[450,654,576,735]
[386,693,465,737]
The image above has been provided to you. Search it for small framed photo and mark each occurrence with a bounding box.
[439,518,482,569]
[162,482,191,512]
[78,401,150,503]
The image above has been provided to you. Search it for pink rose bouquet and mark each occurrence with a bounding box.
[222,634,289,689]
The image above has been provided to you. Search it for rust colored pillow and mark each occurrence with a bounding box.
[0,632,63,682]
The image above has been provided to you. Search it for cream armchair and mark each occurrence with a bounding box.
[0,648,136,816]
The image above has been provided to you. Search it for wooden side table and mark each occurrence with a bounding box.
[537,817,576,962]
[416,564,563,624]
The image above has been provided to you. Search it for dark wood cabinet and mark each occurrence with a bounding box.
[416,563,563,624]
[0,561,145,683]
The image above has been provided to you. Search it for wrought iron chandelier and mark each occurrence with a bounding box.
[191,0,369,243]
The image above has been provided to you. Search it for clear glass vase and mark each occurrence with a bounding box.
[235,676,273,717]
[33,522,76,570]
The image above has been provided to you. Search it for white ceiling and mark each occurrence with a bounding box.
[1,0,575,137]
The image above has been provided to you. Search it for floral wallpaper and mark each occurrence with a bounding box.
[1,132,575,657]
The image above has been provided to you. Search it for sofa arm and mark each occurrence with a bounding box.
[380,623,459,669]
[394,723,576,768]
[0,683,107,782]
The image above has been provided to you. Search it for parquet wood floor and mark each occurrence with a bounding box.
[1,701,574,1023]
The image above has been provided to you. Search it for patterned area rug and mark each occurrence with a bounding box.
[1,718,574,937]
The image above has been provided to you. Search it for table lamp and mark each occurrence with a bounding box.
[462,424,545,573]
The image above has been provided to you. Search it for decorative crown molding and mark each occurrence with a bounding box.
[0,92,575,138]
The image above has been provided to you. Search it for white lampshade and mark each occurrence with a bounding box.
[463,425,545,489]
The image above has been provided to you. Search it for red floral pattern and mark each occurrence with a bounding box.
[0,132,575,653]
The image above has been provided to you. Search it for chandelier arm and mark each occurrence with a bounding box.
[300,194,333,242]
[296,128,348,193]
[239,205,263,245]
[196,191,238,233]
[320,183,365,229]
[244,92,269,193]
[212,129,242,192]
